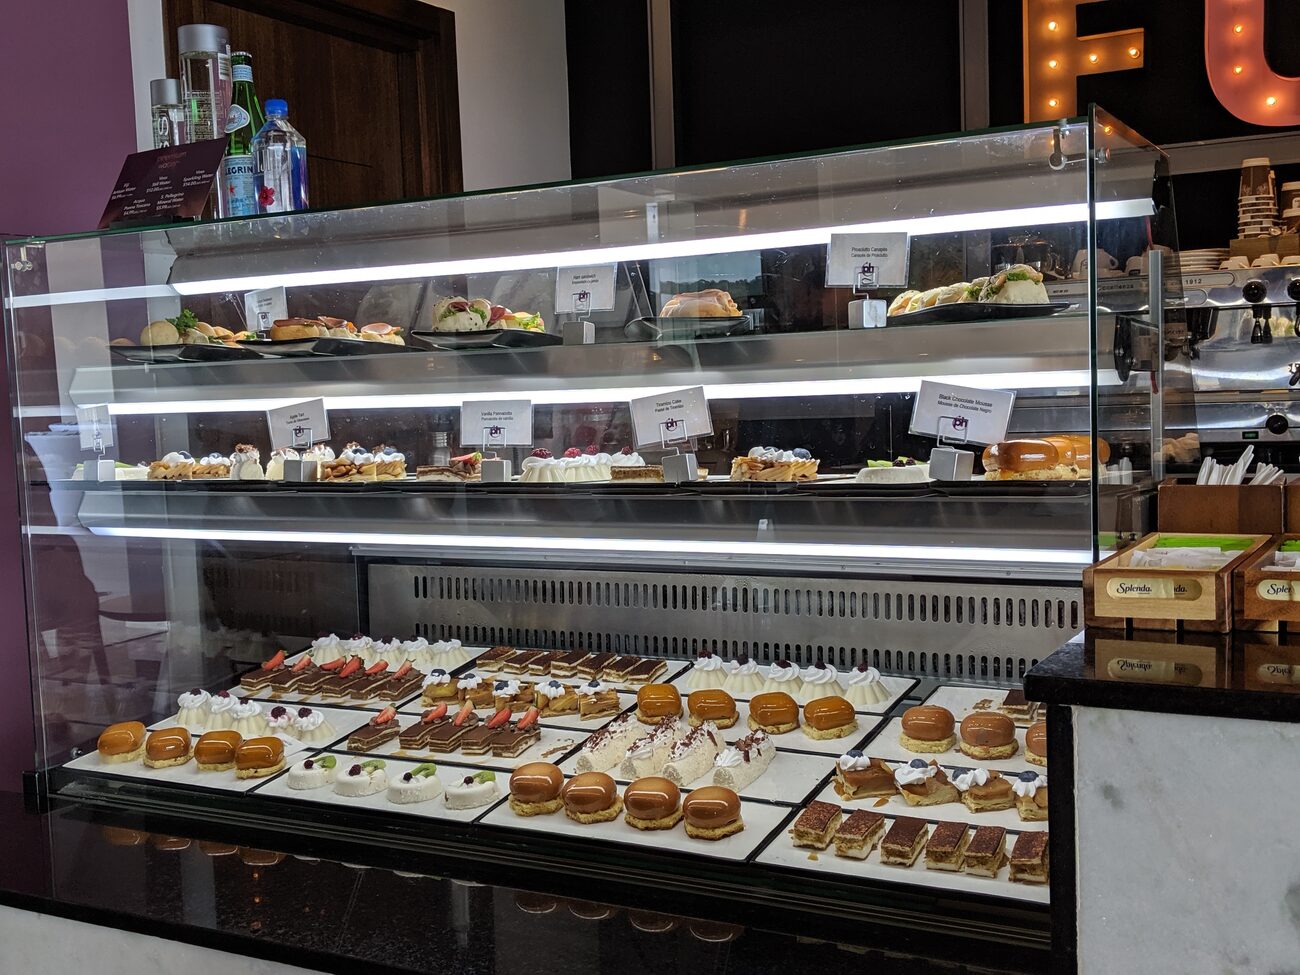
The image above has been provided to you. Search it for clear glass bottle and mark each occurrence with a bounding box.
[177,23,231,143]
[252,99,309,213]
[431,432,451,467]
[219,52,266,217]
[149,79,186,148]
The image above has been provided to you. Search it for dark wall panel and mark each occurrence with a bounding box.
[670,0,963,165]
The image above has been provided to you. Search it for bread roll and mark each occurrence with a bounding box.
[888,290,919,315]
[659,289,740,318]
[270,319,328,341]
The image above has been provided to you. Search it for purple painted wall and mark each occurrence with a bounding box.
[0,1,138,790]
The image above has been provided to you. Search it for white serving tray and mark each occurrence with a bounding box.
[479,786,790,862]
[810,777,1046,831]
[755,814,1049,904]
[729,703,885,755]
[396,691,636,732]
[63,737,311,794]
[344,723,584,771]
[557,743,832,805]
[921,684,1042,727]
[253,751,504,823]
[671,669,916,715]
[151,702,375,749]
[867,717,1035,774]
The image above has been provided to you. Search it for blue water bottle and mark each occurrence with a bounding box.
[251,98,309,213]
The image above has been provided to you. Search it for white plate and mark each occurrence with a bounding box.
[479,787,789,862]
[866,717,1037,775]
[809,777,1046,831]
[396,690,636,732]
[152,702,376,748]
[253,751,504,823]
[728,702,885,755]
[670,669,915,716]
[341,723,584,770]
[64,738,312,793]
[755,815,1048,904]
[558,743,832,805]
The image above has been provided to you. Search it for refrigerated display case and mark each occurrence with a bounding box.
[4,107,1181,952]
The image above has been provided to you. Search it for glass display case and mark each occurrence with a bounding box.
[5,107,1180,948]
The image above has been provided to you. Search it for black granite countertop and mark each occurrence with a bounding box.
[1025,629,1300,723]
[0,791,1048,975]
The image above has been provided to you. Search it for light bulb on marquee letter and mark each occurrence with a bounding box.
[1023,0,1144,120]
[1206,0,1300,125]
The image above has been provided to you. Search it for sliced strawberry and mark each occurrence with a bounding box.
[453,701,475,727]
[319,657,346,672]
[371,706,397,726]
[392,660,414,679]
[485,707,512,729]
[422,703,448,723]
[364,660,389,676]
[262,649,286,670]
[291,654,314,672]
[515,706,539,730]
[338,656,363,678]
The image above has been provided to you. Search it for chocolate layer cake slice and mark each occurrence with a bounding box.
[347,709,403,752]
[377,670,424,701]
[398,711,448,749]
[458,724,501,756]
[425,712,479,754]
[491,723,541,758]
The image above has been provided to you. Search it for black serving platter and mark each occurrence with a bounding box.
[886,301,1073,326]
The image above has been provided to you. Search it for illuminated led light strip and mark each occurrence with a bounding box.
[9,199,1153,307]
[87,524,1093,566]
[99,369,1099,415]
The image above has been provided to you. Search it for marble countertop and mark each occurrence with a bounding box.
[1026,630,1300,722]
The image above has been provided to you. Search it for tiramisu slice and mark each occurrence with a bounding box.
[879,816,929,866]
[575,652,618,679]
[621,658,669,685]
[832,809,886,860]
[475,646,517,672]
[997,688,1040,726]
[1009,831,1049,884]
[788,800,843,850]
[549,650,593,679]
[502,650,546,675]
[963,825,1008,878]
[924,821,971,872]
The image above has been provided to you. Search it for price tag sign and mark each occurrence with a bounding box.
[460,400,533,447]
[826,232,909,288]
[244,286,288,332]
[267,399,330,449]
[75,405,114,452]
[97,139,229,229]
[908,380,1014,445]
[629,386,713,448]
[555,265,617,314]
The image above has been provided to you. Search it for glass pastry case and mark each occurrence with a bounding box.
[4,107,1181,951]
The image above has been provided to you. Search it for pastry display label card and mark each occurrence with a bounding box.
[908,380,1014,445]
[555,265,617,314]
[826,232,909,288]
[267,398,330,449]
[629,386,713,448]
[461,400,534,447]
[75,405,115,451]
[243,286,288,332]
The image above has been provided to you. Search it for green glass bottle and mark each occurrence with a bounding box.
[219,51,267,218]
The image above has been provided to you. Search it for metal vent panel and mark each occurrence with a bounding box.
[367,564,1080,685]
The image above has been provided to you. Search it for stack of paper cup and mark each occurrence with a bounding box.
[1238,157,1279,238]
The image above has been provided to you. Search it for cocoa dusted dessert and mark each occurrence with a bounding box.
[924,821,972,871]
[832,809,886,860]
[789,799,843,850]
[1009,830,1050,884]
[963,825,1009,877]
[880,816,930,866]
[475,645,517,672]
[549,649,593,678]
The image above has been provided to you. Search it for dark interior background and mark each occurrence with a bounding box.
[565,0,1300,249]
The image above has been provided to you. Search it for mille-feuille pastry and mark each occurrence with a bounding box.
[509,761,565,816]
[1009,831,1049,884]
[899,705,957,753]
[963,825,1009,877]
[661,722,726,786]
[334,759,387,796]
[801,695,858,740]
[722,654,763,694]
[444,770,499,809]
[474,645,516,672]
[194,730,242,771]
[686,651,728,690]
[144,727,193,769]
[757,658,804,697]
[574,713,641,772]
[893,758,960,806]
[97,721,147,764]
[491,708,541,758]
[711,730,775,791]
[548,649,592,678]
[1026,720,1047,766]
[601,655,644,683]
[623,776,683,830]
[502,649,547,675]
[561,771,623,823]
[798,660,844,702]
[843,664,892,708]
[789,799,843,849]
[1013,770,1049,821]
[535,679,579,716]
[959,712,1019,760]
[577,679,621,719]
[526,651,561,676]
[235,736,285,779]
[455,672,493,709]
[833,750,897,800]
[682,786,744,840]
[748,691,799,734]
[879,816,930,866]
[952,767,1016,812]
[620,658,669,684]
[833,809,886,860]
[925,821,972,872]
[618,717,682,779]
[687,688,738,729]
[288,754,337,790]
[998,688,1040,726]
[575,651,618,679]
[492,677,535,713]
[398,703,449,750]
[347,706,402,752]
[635,683,682,724]
[388,763,443,804]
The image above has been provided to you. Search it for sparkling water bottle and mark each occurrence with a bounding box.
[219,52,266,217]
[251,99,309,214]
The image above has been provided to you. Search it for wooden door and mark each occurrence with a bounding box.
[164,0,462,208]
